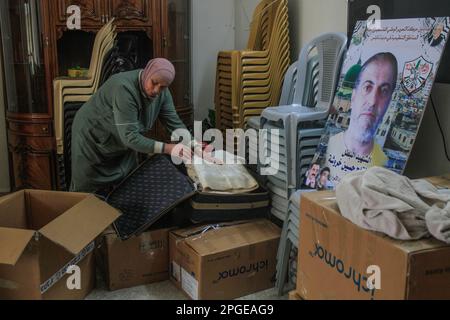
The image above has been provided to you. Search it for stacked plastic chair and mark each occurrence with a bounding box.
[292,55,325,184]
[245,60,299,176]
[288,247,298,293]
[215,0,291,132]
[262,32,348,295]
[260,116,290,221]
[53,20,116,189]
[54,19,117,156]
[245,116,262,175]
[259,57,319,222]
[275,190,301,295]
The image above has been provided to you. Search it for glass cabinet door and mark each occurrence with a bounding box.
[163,0,191,109]
[0,0,48,114]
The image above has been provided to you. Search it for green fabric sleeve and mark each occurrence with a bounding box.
[159,90,192,143]
[112,84,165,154]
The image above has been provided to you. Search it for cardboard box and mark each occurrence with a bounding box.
[170,220,281,300]
[0,190,120,300]
[98,227,171,291]
[289,290,303,300]
[297,186,450,300]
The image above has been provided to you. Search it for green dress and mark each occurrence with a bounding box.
[70,70,188,193]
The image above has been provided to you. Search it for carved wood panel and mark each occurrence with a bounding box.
[56,0,104,26]
[109,0,152,26]
[23,153,55,190]
[8,133,55,190]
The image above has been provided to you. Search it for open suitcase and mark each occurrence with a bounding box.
[189,178,270,224]
[105,155,270,240]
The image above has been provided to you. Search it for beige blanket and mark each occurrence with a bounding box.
[336,167,450,244]
[187,151,259,194]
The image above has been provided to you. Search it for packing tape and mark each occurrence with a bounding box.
[40,242,95,295]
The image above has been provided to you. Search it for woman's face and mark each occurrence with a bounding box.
[143,75,169,99]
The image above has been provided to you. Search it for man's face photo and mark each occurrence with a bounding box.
[433,23,444,40]
[308,164,320,182]
[350,55,397,144]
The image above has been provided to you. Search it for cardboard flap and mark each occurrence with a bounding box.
[184,220,281,256]
[0,191,25,203]
[392,237,450,253]
[171,221,252,239]
[0,228,35,266]
[304,190,450,254]
[39,195,121,255]
[0,191,28,229]
[26,190,90,230]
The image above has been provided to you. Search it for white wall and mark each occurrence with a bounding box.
[191,0,349,121]
[289,0,348,58]
[191,0,260,121]
[234,0,261,50]
[191,0,235,121]
[0,52,10,192]
[405,84,450,178]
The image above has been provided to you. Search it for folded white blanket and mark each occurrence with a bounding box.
[336,167,450,244]
[187,151,259,194]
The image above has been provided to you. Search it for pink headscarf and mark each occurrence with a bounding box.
[140,58,176,87]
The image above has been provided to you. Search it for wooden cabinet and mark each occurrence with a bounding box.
[162,0,191,110]
[10,150,55,190]
[1,0,56,190]
[1,0,192,191]
[56,0,104,26]
[7,121,56,190]
[109,0,153,26]
[55,0,154,27]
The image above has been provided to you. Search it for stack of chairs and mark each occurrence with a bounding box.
[245,61,299,176]
[264,32,348,295]
[260,113,292,221]
[215,0,290,132]
[54,19,117,189]
[292,52,326,184]
[259,56,319,222]
[294,126,326,185]
[288,246,298,293]
[245,116,262,175]
[279,62,299,107]
[275,190,301,295]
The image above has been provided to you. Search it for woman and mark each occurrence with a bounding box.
[70,58,201,193]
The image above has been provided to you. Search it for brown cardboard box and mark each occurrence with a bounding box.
[297,186,450,300]
[0,190,120,300]
[169,219,281,300]
[289,290,303,300]
[99,227,171,291]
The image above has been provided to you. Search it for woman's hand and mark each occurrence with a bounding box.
[164,142,224,165]
[195,143,224,165]
[164,143,193,164]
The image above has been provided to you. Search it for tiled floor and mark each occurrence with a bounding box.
[87,279,287,301]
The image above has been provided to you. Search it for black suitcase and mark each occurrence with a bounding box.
[105,155,196,240]
[189,174,270,223]
[105,155,270,240]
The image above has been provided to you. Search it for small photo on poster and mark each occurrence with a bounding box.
[300,164,333,191]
